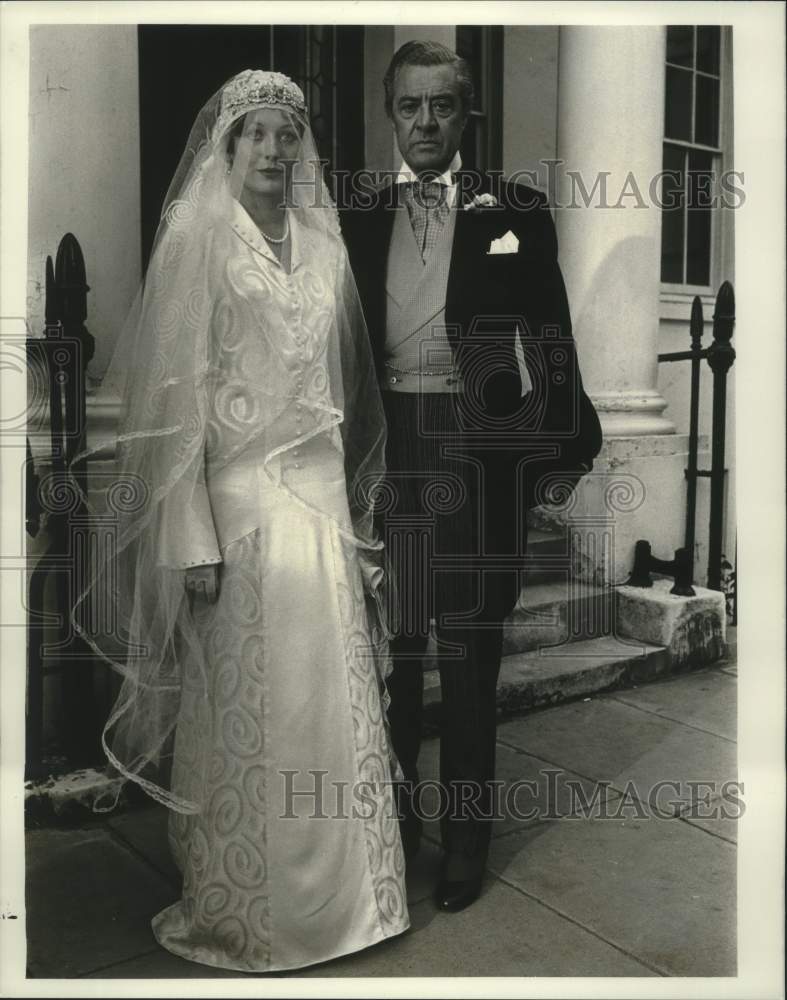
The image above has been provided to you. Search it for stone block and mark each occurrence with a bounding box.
[616,578,726,667]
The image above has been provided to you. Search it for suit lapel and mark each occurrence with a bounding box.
[446,174,488,354]
[362,192,397,361]
[446,171,513,355]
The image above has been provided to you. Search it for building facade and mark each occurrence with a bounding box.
[25,22,736,586]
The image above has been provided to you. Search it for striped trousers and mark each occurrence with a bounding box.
[381,390,524,874]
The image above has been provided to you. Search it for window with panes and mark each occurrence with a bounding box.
[455,26,503,174]
[660,25,725,289]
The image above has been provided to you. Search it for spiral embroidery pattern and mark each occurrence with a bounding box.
[335,534,407,933]
[155,530,272,972]
[150,205,408,973]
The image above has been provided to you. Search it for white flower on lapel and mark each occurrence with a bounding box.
[464,193,498,211]
[487,230,519,255]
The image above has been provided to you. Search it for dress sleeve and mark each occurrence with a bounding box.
[156,449,222,569]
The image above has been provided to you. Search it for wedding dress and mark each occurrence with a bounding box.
[153,203,408,973]
[73,70,409,973]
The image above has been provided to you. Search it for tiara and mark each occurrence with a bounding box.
[214,69,307,138]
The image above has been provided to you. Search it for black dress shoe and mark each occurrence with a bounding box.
[435,873,483,912]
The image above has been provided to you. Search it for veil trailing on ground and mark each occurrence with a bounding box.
[71,70,393,812]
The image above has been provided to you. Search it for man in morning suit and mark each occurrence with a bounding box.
[341,40,602,913]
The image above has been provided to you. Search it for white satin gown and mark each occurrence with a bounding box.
[151,202,409,973]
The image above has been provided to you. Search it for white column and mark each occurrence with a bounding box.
[556,26,674,437]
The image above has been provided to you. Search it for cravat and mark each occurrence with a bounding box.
[401,181,450,263]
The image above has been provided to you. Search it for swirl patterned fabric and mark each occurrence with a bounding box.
[150,205,408,973]
[69,71,404,972]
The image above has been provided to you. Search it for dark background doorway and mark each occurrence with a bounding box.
[138,24,365,265]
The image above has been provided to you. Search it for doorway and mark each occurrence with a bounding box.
[138,24,365,264]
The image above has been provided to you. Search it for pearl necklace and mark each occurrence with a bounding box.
[260,216,290,244]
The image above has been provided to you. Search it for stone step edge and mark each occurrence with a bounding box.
[423,636,675,723]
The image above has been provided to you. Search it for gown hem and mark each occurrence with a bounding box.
[152,910,411,974]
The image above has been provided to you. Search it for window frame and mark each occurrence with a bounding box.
[456,26,504,174]
[660,25,733,312]
[137,25,364,267]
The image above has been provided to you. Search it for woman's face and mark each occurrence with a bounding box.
[230,107,302,201]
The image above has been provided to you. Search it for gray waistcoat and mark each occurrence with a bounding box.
[383,203,458,391]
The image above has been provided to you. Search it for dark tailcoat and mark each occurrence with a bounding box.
[342,173,602,514]
[340,173,602,868]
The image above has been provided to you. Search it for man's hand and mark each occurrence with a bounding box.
[185,564,220,604]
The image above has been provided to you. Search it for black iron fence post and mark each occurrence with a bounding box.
[56,234,98,766]
[657,282,735,596]
[658,294,708,585]
[684,296,704,568]
[26,234,98,778]
[25,257,63,780]
[705,282,735,591]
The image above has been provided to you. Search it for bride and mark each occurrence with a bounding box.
[74,69,409,972]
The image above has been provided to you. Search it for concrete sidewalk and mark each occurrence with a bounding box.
[25,653,737,980]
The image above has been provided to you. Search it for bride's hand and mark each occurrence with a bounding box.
[185,564,220,604]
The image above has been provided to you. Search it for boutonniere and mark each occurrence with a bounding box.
[464,193,499,211]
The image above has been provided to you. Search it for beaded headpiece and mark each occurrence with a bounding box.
[214,69,307,139]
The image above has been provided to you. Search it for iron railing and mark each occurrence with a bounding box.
[629,282,736,600]
[26,233,98,779]
[657,281,736,592]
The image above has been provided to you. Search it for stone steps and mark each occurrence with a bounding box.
[504,579,613,654]
[421,572,617,698]
[27,520,727,824]
[419,519,726,721]
[419,523,611,667]
[510,524,611,653]
[423,634,671,720]
[420,578,613,669]
[521,527,574,586]
[421,571,728,723]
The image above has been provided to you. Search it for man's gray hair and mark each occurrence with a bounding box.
[383,40,474,116]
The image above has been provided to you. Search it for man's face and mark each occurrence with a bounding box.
[389,63,466,176]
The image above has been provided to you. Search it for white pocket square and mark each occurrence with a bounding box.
[487,230,519,255]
